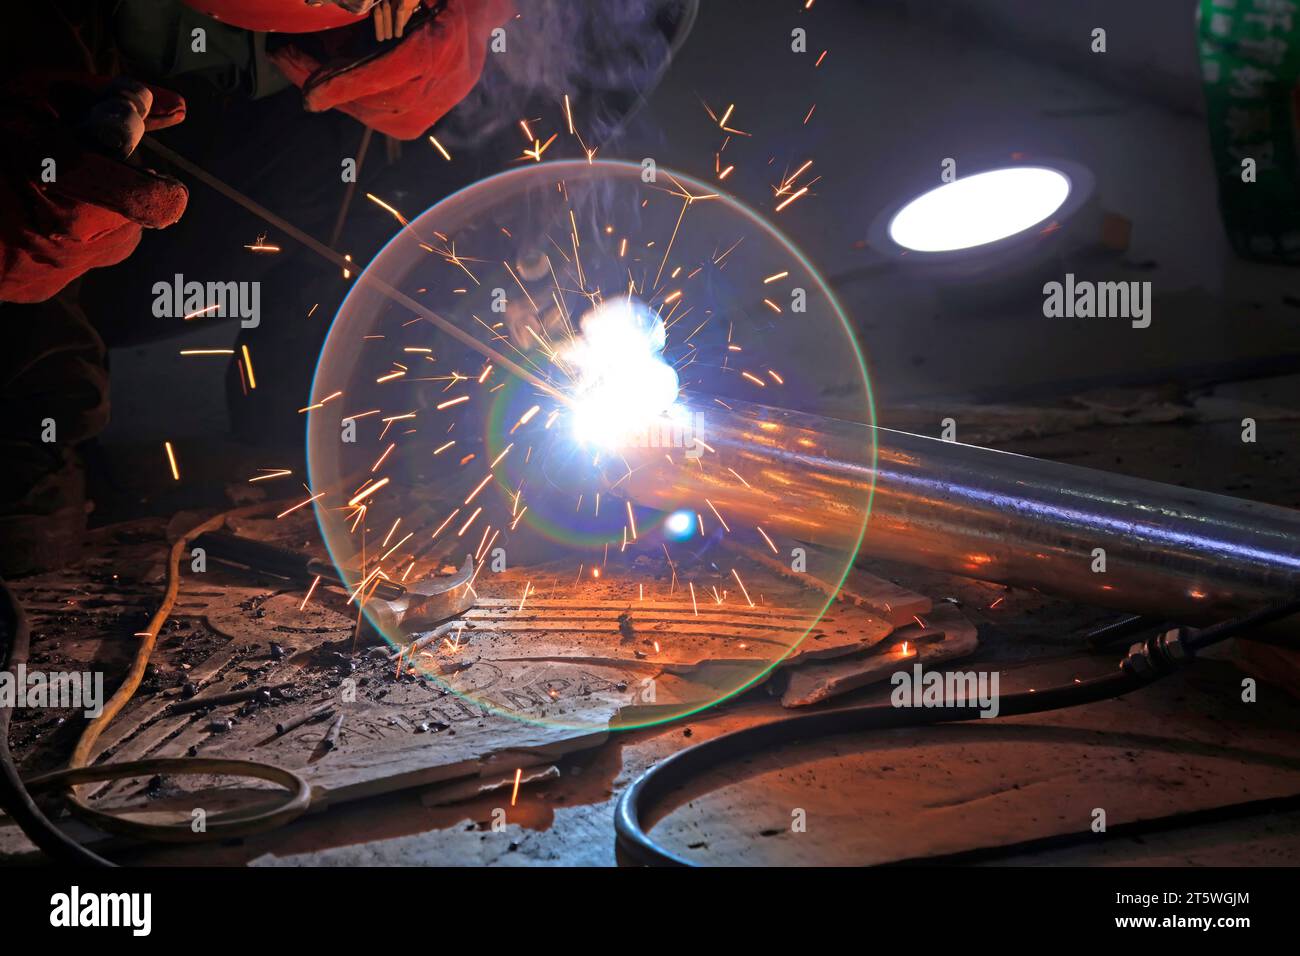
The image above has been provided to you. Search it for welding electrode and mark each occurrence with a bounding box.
[322,713,346,752]
[193,531,404,601]
[274,704,336,739]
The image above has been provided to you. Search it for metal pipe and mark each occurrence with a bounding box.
[623,398,1300,624]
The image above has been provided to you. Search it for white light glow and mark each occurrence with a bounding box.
[665,509,695,538]
[887,166,1071,253]
[564,298,680,449]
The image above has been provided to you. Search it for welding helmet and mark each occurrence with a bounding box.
[180,0,372,33]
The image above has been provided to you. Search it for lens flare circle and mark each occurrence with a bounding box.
[307,159,876,732]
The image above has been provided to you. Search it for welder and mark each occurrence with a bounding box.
[0,0,511,574]
[0,0,695,576]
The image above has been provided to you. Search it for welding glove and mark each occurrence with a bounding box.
[0,74,189,304]
[268,0,514,140]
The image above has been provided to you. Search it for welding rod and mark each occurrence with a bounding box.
[274,704,336,739]
[168,683,290,715]
[139,135,568,404]
[192,531,405,601]
[624,397,1300,625]
[322,713,345,752]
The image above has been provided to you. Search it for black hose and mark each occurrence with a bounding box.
[615,670,1142,866]
[0,578,113,866]
[615,599,1300,867]
[1,518,312,862]
[1184,599,1300,652]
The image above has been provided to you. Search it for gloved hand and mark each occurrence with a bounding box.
[370,0,422,41]
[0,75,189,304]
[269,0,514,140]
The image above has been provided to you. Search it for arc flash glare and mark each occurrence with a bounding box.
[306,160,877,731]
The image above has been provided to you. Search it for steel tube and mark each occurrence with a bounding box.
[623,398,1300,623]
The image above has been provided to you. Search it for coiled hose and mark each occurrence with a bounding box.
[615,600,1300,866]
[0,510,311,866]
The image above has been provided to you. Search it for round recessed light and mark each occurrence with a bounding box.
[887,166,1072,253]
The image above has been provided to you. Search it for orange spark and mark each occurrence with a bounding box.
[371,443,395,472]
[240,344,257,389]
[299,575,321,611]
[277,492,324,519]
[428,135,452,161]
[456,506,483,536]
[431,508,460,539]
[731,568,755,607]
[464,473,493,505]
[511,405,540,433]
[183,304,221,321]
[775,186,808,212]
[347,477,389,507]
[365,192,409,226]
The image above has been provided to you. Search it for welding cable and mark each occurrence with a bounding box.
[614,599,1300,867]
[0,509,312,865]
[0,577,113,865]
